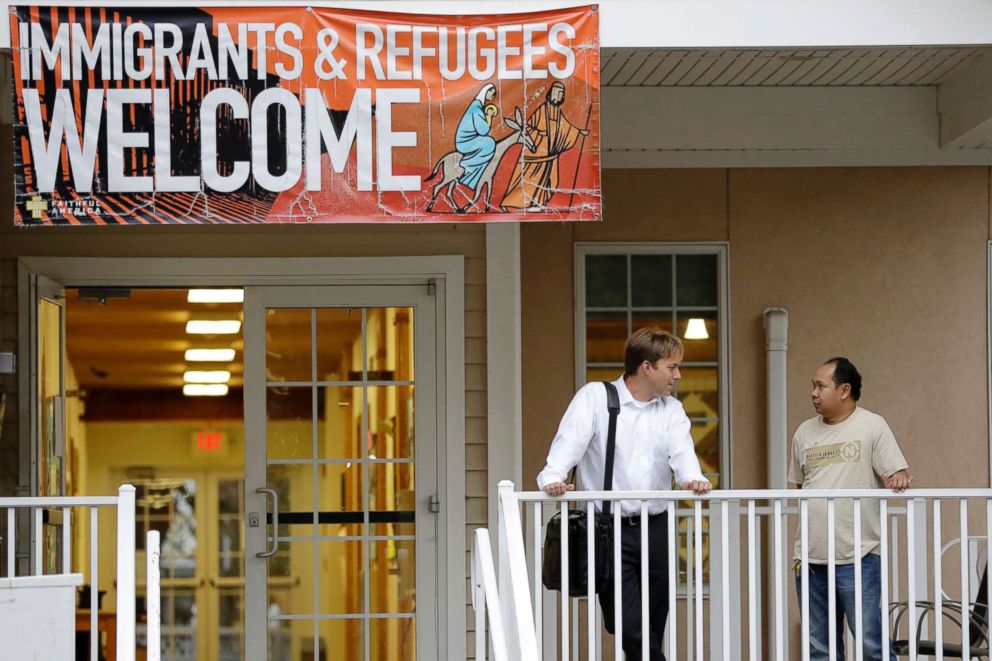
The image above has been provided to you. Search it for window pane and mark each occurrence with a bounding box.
[631,312,674,337]
[586,367,622,384]
[367,386,415,459]
[315,307,361,382]
[631,254,673,307]
[676,367,719,419]
[317,619,364,661]
[586,312,627,363]
[218,479,242,515]
[691,421,720,486]
[370,539,416,613]
[316,540,366,614]
[218,588,244,661]
[679,311,718,362]
[585,255,626,307]
[267,386,313,460]
[366,307,415,381]
[371,618,416,661]
[266,308,312,382]
[676,255,718,307]
[319,387,362,460]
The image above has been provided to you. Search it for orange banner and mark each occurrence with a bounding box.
[11,5,600,225]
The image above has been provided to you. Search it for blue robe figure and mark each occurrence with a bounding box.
[455,84,497,189]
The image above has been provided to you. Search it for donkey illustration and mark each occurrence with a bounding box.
[425,107,535,213]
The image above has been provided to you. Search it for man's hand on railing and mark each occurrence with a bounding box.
[680,479,712,495]
[543,481,576,496]
[883,469,913,492]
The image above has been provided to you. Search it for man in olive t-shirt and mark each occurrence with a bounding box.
[789,357,912,661]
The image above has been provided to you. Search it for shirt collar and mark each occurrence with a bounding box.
[613,375,664,407]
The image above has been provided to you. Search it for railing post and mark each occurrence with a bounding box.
[116,484,136,661]
[497,480,518,656]
[475,528,510,661]
[498,480,542,660]
[147,530,160,661]
[710,499,742,661]
[911,498,929,639]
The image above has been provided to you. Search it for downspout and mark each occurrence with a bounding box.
[764,308,789,488]
[763,307,789,660]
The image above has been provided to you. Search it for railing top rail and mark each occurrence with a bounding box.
[0,496,121,507]
[515,488,992,502]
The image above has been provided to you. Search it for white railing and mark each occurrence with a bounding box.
[473,528,511,661]
[494,481,992,661]
[0,484,158,661]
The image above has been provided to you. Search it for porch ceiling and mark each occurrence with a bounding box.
[600,47,983,87]
[600,46,992,165]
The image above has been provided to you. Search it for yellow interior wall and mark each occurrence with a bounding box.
[85,419,244,613]
[76,306,413,658]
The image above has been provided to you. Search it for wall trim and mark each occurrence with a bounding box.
[486,224,522,530]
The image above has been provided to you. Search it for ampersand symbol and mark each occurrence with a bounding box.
[315,28,347,80]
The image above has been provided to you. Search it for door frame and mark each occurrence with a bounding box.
[17,255,466,660]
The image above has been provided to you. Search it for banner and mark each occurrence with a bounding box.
[9,5,600,225]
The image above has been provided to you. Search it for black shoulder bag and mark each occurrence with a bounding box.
[541,381,620,596]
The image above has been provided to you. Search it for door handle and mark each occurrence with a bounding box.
[256,487,280,558]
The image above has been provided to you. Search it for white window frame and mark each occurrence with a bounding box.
[988,242,992,487]
[574,242,732,487]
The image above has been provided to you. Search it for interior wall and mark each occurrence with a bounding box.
[522,166,991,491]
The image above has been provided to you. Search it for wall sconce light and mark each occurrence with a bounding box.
[684,318,709,340]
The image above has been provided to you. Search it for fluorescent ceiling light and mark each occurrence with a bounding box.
[684,318,710,340]
[184,370,232,384]
[187,289,244,304]
[186,320,241,335]
[185,348,236,362]
[183,384,229,397]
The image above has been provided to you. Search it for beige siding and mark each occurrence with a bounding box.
[462,240,489,654]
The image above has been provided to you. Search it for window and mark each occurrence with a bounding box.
[576,244,729,488]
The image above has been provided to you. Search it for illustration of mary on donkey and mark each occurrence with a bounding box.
[454,83,499,189]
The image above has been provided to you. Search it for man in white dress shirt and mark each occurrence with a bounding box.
[538,328,711,661]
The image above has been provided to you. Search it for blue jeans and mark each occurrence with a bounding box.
[795,553,896,661]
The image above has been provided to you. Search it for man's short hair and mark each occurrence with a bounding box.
[624,328,684,376]
[825,356,862,401]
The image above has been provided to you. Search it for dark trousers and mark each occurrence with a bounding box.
[597,512,669,661]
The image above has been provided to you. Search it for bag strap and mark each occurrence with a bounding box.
[602,381,620,516]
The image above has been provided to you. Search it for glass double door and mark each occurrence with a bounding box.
[131,472,246,660]
[243,286,438,661]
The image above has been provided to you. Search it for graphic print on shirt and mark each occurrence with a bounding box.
[803,440,862,468]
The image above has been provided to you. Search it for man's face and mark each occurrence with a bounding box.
[644,352,682,398]
[549,86,565,106]
[811,363,847,417]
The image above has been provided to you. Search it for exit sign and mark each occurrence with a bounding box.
[193,430,227,455]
